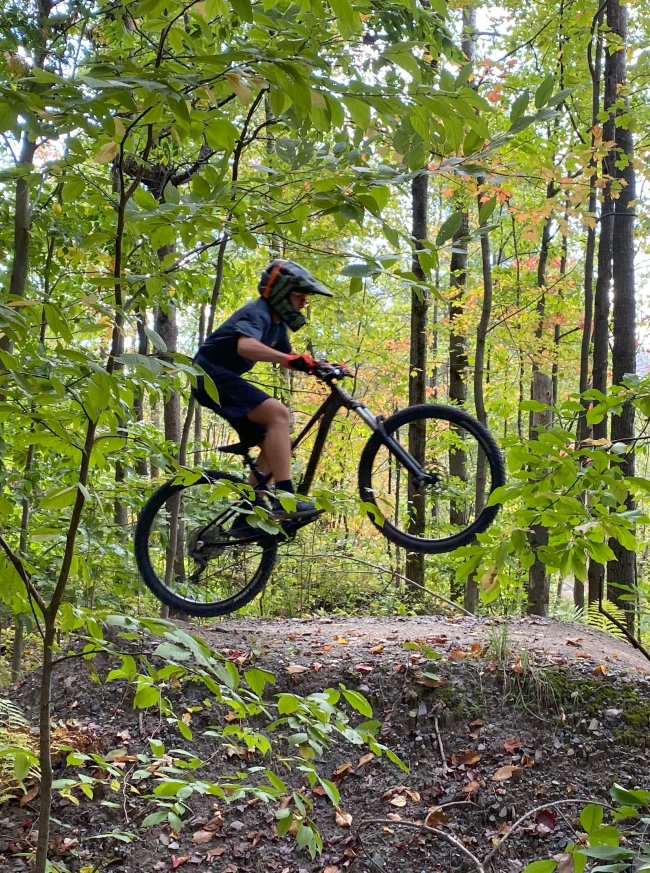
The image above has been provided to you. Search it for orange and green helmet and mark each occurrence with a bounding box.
[258,259,332,331]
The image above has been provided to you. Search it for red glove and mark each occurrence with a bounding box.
[285,353,318,373]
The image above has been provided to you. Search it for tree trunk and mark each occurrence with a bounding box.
[405,171,429,598]
[447,209,469,604]
[134,308,150,477]
[606,0,636,633]
[527,183,556,617]
[576,17,603,611]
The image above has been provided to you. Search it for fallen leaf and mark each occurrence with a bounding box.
[448,648,468,661]
[566,638,582,647]
[492,765,523,782]
[555,853,575,873]
[390,795,407,807]
[336,636,349,644]
[206,848,225,859]
[19,786,39,806]
[204,812,223,831]
[192,830,214,845]
[462,780,480,794]
[425,807,449,827]
[592,664,607,676]
[357,753,374,768]
[171,857,189,869]
[452,749,481,766]
[335,808,353,828]
[332,762,353,780]
[414,672,443,687]
[354,664,373,673]
[503,737,523,753]
[386,813,402,821]
[574,651,591,659]
[312,662,323,671]
[324,866,340,873]
[371,645,384,654]
[286,664,309,674]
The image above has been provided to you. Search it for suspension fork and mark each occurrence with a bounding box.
[351,402,431,484]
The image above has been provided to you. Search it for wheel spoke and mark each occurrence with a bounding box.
[135,473,277,616]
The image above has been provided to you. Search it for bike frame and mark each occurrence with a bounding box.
[290,376,431,495]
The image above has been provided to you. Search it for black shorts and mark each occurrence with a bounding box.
[192,355,269,448]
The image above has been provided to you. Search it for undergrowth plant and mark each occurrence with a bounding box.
[523,785,650,873]
[10,609,405,865]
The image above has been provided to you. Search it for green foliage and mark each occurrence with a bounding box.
[526,788,650,873]
[43,610,407,855]
[0,698,39,801]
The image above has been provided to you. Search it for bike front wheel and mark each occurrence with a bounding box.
[134,471,278,617]
[358,404,505,554]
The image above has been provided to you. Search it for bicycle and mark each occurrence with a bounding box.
[134,363,506,617]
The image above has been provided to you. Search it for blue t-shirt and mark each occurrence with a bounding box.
[196,298,291,375]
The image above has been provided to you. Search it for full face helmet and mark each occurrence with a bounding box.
[258,259,332,331]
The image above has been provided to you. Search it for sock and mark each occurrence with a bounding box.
[274,479,294,494]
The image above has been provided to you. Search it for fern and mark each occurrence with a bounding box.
[0,698,39,804]
[586,600,628,639]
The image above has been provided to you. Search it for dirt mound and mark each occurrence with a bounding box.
[2,616,649,873]
[203,614,650,676]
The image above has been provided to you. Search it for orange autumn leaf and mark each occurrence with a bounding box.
[492,765,523,782]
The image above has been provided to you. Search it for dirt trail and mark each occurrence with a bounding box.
[202,614,650,675]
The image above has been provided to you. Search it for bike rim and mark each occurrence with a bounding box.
[367,415,498,546]
[144,478,272,610]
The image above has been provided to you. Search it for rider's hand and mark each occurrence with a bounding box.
[285,353,318,373]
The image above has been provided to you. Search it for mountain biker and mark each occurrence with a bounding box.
[192,259,333,535]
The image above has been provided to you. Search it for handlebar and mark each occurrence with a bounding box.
[311,362,351,383]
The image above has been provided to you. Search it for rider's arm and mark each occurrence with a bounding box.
[237,336,291,367]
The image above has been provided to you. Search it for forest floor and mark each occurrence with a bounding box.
[2,615,650,873]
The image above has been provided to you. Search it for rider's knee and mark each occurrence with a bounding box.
[254,398,291,429]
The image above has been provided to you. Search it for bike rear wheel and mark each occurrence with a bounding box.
[358,404,505,554]
[134,471,278,617]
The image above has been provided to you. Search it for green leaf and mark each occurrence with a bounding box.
[341,687,373,718]
[39,485,78,510]
[510,89,530,122]
[153,642,191,661]
[244,668,276,697]
[177,719,193,741]
[610,784,650,808]
[435,211,464,246]
[140,325,167,352]
[141,811,169,827]
[329,0,359,37]
[154,779,188,797]
[133,684,161,709]
[318,777,340,806]
[277,693,300,714]
[13,751,31,782]
[343,96,370,130]
[478,196,497,226]
[581,846,634,861]
[535,74,555,109]
[521,399,549,412]
[231,0,253,21]
[340,262,375,277]
[265,770,287,792]
[580,804,604,833]
[522,862,556,873]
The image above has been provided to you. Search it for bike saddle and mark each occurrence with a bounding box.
[217,442,252,456]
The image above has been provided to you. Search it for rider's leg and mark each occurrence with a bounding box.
[246,399,292,485]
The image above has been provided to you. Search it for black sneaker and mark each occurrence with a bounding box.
[269,495,319,519]
[228,496,320,540]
